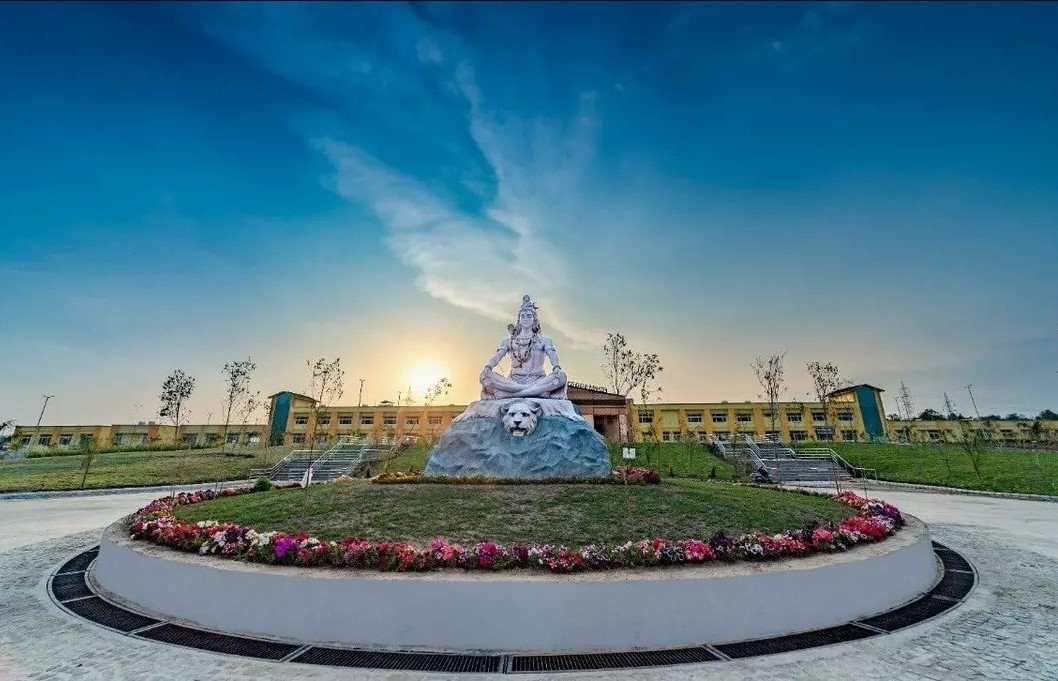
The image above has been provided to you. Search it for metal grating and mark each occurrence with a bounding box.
[858,594,957,631]
[50,572,94,601]
[714,624,877,659]
[930,569,975,600]
[510,647,719,672]
[137,623,299,660]
[62,596,160,633]
[56,549,98,575]
[293,647,502,672]
[934,549,973,574]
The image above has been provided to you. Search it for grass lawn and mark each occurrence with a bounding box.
[0,447,289,493]
[798,442,1058,496]
[377,441,739,482]
[172,479,854,546]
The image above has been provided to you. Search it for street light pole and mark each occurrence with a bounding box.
[34,395,54,446]
[358,379,364,408]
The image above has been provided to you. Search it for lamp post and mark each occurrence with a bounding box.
[965,384,981,419]
[34,395,54,448]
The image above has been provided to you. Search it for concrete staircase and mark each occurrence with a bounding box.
[726,436,856,483]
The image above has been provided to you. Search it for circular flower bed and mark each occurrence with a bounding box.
[128,483,903,574]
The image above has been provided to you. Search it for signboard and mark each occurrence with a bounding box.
[622,447,636,460]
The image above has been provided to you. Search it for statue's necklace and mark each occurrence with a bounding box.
[511,334,535,365]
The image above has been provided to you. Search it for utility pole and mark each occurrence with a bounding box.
[357,379,364,408]
[34,395,54,446]
[965,384,981,419]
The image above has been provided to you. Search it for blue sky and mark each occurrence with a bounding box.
[1,2,1056,425]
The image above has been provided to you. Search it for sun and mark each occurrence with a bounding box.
[404,361,447,400]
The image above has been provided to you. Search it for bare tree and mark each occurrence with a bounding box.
[416,378,451,445]
[752,353,786,436]
[601,332,663,399]
[601,332,663,442]
[806,361,845,440]
[159,369,196,447]
[304,357,345,483]
[221,358,256,455]
[944,392,987,482]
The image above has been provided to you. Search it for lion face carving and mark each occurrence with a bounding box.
[500,400,542,437]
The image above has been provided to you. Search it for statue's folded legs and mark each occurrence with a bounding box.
[481,369,568,400]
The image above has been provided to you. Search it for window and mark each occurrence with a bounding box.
[247,432,260,444]
[789,430,808,441]
[406,416,419,426]
[837,411,854,423]
[360,415,375,426]
[815,429,834,441]
[711,412,728,424]
[429,416,443,426]
[20,436,31,446]
[57,433,72,445]
[927,430,942,441]
[338,414,353,425]
[662,431,681,442]
[292,434,305,444]
[765,431,781,442]
[226,433,240,444]
[811,411,826,422]
[696,432,709,443]
[205,433,220,444]
[841,430,858,441]
[686,411,703,424]
[383,414,397,426]
[138,434,148,445]
[294,415,309,426]
[786,412,803,423]
[182,434,197,444]
[39,434,52,446]
[638,411,653,424]
[713,431,730,441]
[79,434,93,445]
[114,434,126,445]
[314,434,328,444]
[736,412,753,423]
[317,416,330,426]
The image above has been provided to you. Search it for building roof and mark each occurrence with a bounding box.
[826,383,885,398]
[267,391,317,402]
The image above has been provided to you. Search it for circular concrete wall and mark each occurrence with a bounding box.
[93,517,936,653]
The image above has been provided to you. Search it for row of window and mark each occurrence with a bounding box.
[293,415,443,427]
[656,430,861,442]
[19,432,260,447]
[639,410,856,425]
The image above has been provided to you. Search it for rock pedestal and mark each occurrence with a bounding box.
[424,399,611,480]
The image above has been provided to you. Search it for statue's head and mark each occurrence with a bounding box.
[512,294,541,335]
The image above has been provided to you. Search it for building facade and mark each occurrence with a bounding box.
[11,383,1057,450]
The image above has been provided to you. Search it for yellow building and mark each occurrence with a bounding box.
[11,383,1056,451]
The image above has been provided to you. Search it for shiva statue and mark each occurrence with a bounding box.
[479,295,568,400]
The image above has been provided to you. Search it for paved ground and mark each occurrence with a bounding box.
[1,488,1056,680]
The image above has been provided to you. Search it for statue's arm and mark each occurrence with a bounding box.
[541,336,563,372]
[484,339,511,370]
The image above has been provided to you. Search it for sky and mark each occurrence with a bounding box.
[1,1,1056,426]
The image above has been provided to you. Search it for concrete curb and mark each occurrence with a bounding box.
[786,480,1058,503]
[0,481,248,501]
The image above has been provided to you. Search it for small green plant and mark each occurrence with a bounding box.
[252,477,274,493]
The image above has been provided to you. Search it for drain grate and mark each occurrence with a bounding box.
[713,624,877,659]
[56,549,98,575]
[62,596,160,632]
[137,623,300,660]
[293,647,502,672]
[51,572,93,601]
[930,569,975,600]
[510,646,719,672]
[858,594,957,632]
[934,549,973,574]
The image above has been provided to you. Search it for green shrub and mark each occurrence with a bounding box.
[252,477,274,493]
